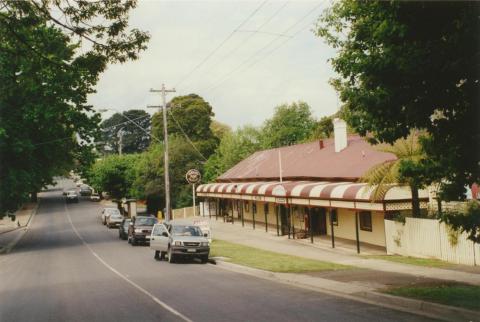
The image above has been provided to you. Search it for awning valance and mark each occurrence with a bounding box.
[197,181,429,211]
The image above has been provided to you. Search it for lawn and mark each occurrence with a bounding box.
[210,239,351,273]
[365,255,453,268]
[384,284,480,311]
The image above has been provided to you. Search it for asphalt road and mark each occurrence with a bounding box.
[0,180,436,322]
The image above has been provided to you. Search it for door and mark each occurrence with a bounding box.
[311,208,327,235]
[150,224,169,251]
[279,205,290,235]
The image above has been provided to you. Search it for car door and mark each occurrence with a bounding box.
[150,224,169,251]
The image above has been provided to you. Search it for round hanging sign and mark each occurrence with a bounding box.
[185,169,201,184]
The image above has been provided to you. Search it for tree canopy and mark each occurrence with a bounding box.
[261,101,316,148]
[151,94,219,158]
[315,0,480,201]
[87,154,139,201]
[101,110,151,154]
[0,1,149,216]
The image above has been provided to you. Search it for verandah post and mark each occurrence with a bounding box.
[355,211,360,254]
[307,207,313,244]
[265,203,268,232]
[231,199,234,224]
[252,202,256,230]
[276,205,279,236]
[330,208,335,248]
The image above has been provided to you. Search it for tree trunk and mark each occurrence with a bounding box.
[30,191,38,202]
[410,185,420,218]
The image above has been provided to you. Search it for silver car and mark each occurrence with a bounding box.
[150,221,210,263]
[106,213,124,228]
[101,208,121,225]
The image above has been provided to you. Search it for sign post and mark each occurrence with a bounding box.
[185,169,201,217]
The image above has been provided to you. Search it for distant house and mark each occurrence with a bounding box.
[197,119,429,251]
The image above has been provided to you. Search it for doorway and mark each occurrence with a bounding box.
[310,207,327,235]
[279,205,290,235]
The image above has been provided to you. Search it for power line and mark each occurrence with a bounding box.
[201,1,326,93]
[174,0,268,89]
[197,1,289,86]
[33,114,151,147]
[167,108,208,161]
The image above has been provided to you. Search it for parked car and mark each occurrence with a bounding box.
[90,192,100,201]
[106,212,124,228]
[118,218,131,240]
[149,221,210,263]
[128,216,158,246]
[101,208,121,225]
[66,191,79,203]
[79,185,92,196]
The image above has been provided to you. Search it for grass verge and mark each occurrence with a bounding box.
[210,239,352,273]
[365,255,452,268]
[384,285,480,311]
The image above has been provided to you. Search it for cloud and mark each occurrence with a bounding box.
[88,0,338,128]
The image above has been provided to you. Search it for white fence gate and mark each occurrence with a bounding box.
[385,218,480,266]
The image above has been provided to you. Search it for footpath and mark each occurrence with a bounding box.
[0,202,38,254]
[209,219,480,322]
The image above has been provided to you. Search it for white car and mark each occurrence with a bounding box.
[101,208,121,225]
[150,221,210,263]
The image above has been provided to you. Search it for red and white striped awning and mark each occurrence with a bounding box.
[196,181,429,211]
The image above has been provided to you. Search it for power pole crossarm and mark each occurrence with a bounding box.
[149,84,176,221]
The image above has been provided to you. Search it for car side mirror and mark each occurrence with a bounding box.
[204,233,208,237]
[162,232,168,237]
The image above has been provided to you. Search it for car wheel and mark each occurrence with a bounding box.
[131,237,137,246]
[200,255,208,264]
[168,247,175,263]
[154,251,160,260]
[160,251,166,260]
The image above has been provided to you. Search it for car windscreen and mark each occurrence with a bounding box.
[135,217,157,226]
[171,225,203,237]
[111,214,123,219]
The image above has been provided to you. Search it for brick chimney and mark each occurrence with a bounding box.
[333,118,347,152]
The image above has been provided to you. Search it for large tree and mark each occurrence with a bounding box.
[0,1,149,216]
[151,94,219,158]
[316,1,480,201]
[261,101,316,148]
[101,110,151,154]
[131,137,205,215]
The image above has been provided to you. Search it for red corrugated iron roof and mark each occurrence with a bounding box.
[217,136,396,182]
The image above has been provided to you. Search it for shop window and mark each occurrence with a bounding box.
[264,203,269,214]
[252,202,257,214]
[359,211,372,231]
[244,201,249,212]
[330,209,338,226]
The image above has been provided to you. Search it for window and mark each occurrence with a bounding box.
[252,202,257,214]
[153,224,167,236]
[244,201,249,212]
[264,203,269,214]
[359,211,372,231]
[330,209,338,226]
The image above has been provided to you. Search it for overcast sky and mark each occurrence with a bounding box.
[88,0,339,129]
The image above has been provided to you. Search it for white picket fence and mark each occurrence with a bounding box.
[385,218,480,266]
